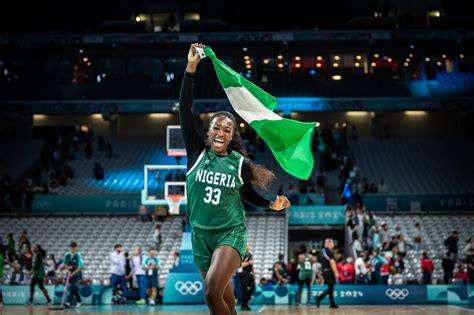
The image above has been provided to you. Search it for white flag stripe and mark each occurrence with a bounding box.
[224,86,282,124]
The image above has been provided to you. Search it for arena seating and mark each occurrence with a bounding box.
[349,137,474,193]
[55,141,186,195]
[0,214,286,285]
[372,214,474,284]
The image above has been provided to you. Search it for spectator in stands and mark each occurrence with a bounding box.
[413,222,422,251]
[445,231,459,261]
[369,250,388,285]
[463,237,474,258]
[110,244,127,304]
[93,162,105,181]
[276,253,287,274]
[420,252,433,284]
[288,258,298,284]
[272,262,289,285]
[311,254,323,285]
[355,252,369,284]
[378,179,387,193]
[171,251,180,268]
[351,232,363,259]
[153,224,162,251]
[142,248,160,306]
[45,254,59,284]
[62,241,83,308]
[26,244,52,305]
[339,257,355,284]
[442,251,455,284]
[131,247,147,305]
[380,223,390,245]
[138,205,149,222]
[397,235,408,258]
[467,253,474,284]
[454,264,468,284]
[9,260,25,285]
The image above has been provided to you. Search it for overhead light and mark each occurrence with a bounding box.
[242,47,248,52]
[315,122,321,127]
[277,63,284,68]
[371,62,376,67]
[459,54,464,59]
[374,53,380,58]
[387,58,393,62]
[295,56,301,61]
[404,62,409,67]
[87,62,91,66]
[245,60,251,65]
[83,57,89,63]
[428,11,441,17]
[346,111,368,116]
[244,56,250,60]
[425,57,430,62]
[442,54,447,59]
[295,63,301,68]
[355,62,360,67]
[246,64,252,69]
[239,123,245,128]
[356,55,362,60]
[316,56,323,61]
[405,111,427,116]
[332,62,339,67]
[263,59,270,64]
[332,75,342,80]
[437,61,442,66]
[149,113,172,119]
[277,55,283,60]
[135,16,141,22]
[409,53,413,58]
[334,55,340,61]
[406,58,410,62]
[316,63,322,68]
[92,114,102,119]
[33,114,47,120]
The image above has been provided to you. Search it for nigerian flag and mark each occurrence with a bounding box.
[202,46,316,180]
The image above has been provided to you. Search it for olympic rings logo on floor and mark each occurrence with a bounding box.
[385,288,409,300]
[175,281,203,295]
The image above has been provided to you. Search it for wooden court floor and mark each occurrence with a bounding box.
[1,305,473,315]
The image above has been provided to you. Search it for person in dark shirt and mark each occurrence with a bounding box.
[444,231,459,260]
[442,252,455,284]
[239,244,255,311]
[26,244,52,305]
[467,254,474,285]
[316,239,339,309]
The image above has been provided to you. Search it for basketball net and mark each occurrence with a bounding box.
[166,194,183,215]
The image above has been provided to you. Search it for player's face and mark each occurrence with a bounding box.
[208,116,234,155]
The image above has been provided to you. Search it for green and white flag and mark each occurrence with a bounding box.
[201,46,316,180]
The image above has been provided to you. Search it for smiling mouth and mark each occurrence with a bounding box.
[213,138,225,149]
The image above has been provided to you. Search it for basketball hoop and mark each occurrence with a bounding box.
[166,194,184,215]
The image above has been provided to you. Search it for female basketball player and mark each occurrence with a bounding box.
[179,43,291,315]
[26,244,52,305]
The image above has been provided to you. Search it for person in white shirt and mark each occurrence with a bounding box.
[153,225,162,251]
[130,247,147,305]
[355,252,369,284]
[352,232,363,259]
[311,255,323,285]
[110,244,127,303]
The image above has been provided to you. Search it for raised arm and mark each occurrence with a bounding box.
[179,44,206,168]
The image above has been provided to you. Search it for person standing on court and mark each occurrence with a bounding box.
[142,248,160,306]
[62,241,83,308]
[297,244,314,305]
[110,244,127,303]
[131,247,147,305]
[26,244,52,305]
[316,238,339,308]
[239,243,255,311]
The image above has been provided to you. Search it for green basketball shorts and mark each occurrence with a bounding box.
[191,224,247,273]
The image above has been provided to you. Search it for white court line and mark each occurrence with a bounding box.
[258,305,267,313]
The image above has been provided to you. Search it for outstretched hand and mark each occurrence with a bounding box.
[186,43,205,73]
[270,195,291,211]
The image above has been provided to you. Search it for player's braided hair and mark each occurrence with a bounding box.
[210,111,275,190]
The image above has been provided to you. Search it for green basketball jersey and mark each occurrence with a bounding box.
[299,253,312,278]
[186,146,245,231]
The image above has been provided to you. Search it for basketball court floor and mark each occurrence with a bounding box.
[1,305,473,315]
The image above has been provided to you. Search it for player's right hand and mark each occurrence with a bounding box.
[187,43,205,65]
